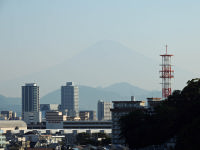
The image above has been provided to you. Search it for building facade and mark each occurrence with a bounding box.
[63,120,112,130]
[147,97,162,109]
[111,100,145,145]
[61,82,79,117]
[98,100,112,121]
[46,111,67,129]
[22,83,41,124]
[40,104,59,120]
[0,130,7,148]
[79,111,89,120]
[23,112,41,124]
[0,111,19,120]
[0,120,27,133]
[79,110,97,121]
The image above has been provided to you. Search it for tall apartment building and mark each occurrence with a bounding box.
[22,83,41,124]
[97,100,112,121]
[110,99,145,145]
[61,82,79,117]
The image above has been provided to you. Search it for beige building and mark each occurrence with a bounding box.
[79,111,90,120]
[79,110,97,120]
[0,120,27,133]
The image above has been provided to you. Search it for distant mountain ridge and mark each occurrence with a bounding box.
[0,40,160,97]
[0,82,161,115]
[40,82,161,110]
[0,95,21,116]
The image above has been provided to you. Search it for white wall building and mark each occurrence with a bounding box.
[97,100,112,121]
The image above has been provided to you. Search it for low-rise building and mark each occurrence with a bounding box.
[46,111,67,129]
[79,111,89,120]
[63,120,112,130]
[79,110,97,120]
[24,111,42,125]
[0,130,7,148]
[147,97,162,109]
[0,111,19,120]
[0,120,27,133]
[40,104,59,120]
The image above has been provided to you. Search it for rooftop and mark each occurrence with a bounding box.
[0,120,27,128]
[25,83,37,86]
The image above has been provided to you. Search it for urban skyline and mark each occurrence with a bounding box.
[0,1,200,97]
[1,1,199,149]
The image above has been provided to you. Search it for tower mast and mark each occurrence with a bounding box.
[160,45,174,99]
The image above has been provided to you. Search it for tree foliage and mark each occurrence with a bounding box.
[120,78,200,150]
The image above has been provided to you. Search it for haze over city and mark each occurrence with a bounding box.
[1,1,200,149]
[0,0,199,97]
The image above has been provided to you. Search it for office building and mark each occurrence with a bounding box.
[46,111,67,129]
[98,100,112,121]
[110,99,145,145]
[79,111,90,120]
[0,111,18,120]
[40,104,59,119]
[79,110,97,120]
[61,82,79,117]
[22,83,41,124]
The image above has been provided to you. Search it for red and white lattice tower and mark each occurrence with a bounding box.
[160,45,174,99]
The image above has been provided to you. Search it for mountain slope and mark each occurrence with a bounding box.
[0,82,161,115]
[0,40,189,99]
[40,85,122,110]
[104,82,149,96]
[0,95,21,116]
[40,83,161,110]
[0,40,159,97]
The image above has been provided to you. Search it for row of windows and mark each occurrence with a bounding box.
[63,126,111,129]
[63,122,111,125]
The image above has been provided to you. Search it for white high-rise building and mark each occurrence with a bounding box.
[97,100,112,121]
[61,82,79,117]
[22,83,41,124]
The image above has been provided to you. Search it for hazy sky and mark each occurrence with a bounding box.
[0,0,200,96]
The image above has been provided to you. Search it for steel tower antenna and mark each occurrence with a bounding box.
[160,45,174,99]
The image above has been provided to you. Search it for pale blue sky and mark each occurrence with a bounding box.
[0,0,200,96]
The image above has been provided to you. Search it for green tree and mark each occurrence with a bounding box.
[120,78,200,150]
